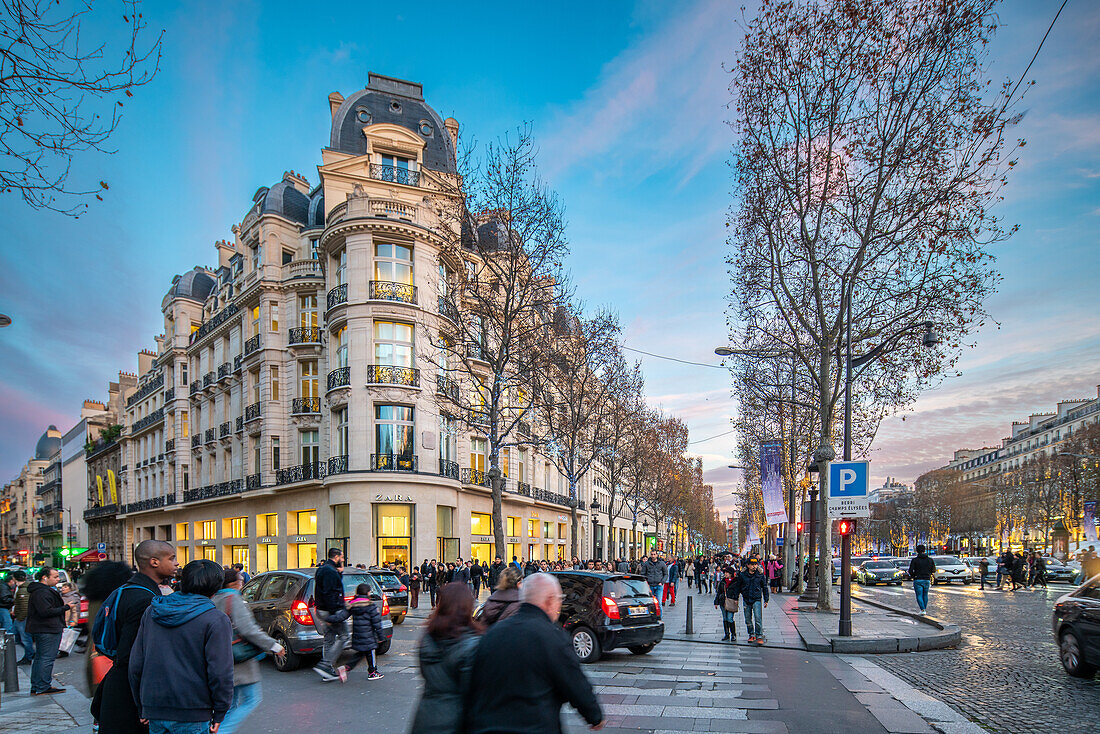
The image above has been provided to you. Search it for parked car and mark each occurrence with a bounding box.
[931,556,971,584]
[1044,559,1078,584]
[550,571,663,663]
[241,567,392,672]
[368,569,408,624]
[855,560,905,586]
[1052,575,1100,678]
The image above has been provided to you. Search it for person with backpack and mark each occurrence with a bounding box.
[81,561,133,699]
[11,570,34,665]
[93,540,179,734]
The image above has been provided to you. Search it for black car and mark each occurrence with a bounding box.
[368,569,408,624]
[1052,576,1100,678]
[551,571,664,663]
[241,567,393,672]
[855,560,905,586]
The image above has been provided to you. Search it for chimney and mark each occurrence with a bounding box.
[328,91,344,119]
[444,117,459,158]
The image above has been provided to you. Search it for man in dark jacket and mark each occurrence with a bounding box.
[470,559,484,597]
[0,573,15,635]
[129,559,233,730]
[907,545,936,614]
[467,573,604,733]
[27,567,71,694]
[487,556,505,591]
[739,557,769,644]
[313,547,350,681]
[639,551,667,598]
[616,558,630,573]
[94,539,178,734]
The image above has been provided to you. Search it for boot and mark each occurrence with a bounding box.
[721,621,730,640]
[729,621,736,641]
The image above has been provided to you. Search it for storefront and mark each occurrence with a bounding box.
[374,502,412,566]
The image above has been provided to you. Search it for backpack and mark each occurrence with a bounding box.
[91,584,157,659]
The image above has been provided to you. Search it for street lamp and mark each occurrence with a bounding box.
[799,457,824,603]
[0,314,10,327]
[590,498,601,561]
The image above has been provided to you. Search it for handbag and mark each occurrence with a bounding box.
[723,598,739,613]
[59,627,79,654]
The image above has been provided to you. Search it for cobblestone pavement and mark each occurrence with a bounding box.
[852,580,1100,734]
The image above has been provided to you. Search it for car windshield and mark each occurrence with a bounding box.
[603,578,653,599]
[339,573,378,598]
[932,557,961,565]
[865,562,895,570]
[373,572,403,590]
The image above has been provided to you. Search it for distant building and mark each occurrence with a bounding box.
[867,477,911,505]
[1,425,62,562]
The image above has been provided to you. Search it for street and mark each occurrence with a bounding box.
[852,580,1100,733]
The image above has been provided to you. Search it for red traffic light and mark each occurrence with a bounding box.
[837,519,855,536]
[796,522,804,534]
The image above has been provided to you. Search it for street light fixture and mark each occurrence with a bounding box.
[0,314,10,327]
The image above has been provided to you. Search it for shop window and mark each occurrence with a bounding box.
[333,504,350,537]
[177,547,190,565]
[375,503,412,566]
[437,505,458,562]
[471,512,492,536]
[256,543,278,573]
[257,513,278,536]
[197,520,216,540]
[175,522,189,541]
[229,545,249,570]
[558,523,567,540]
[201,546,217,562]
[507,516,520,536]
[288,543,316,568]
[224,516,248,539]
[507,542,521,562]
[543,521,552,539]
[528,519,537,538]
[290,509,317,535]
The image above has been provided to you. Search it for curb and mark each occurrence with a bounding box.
[663,634,804,652]
[780,596,960,654]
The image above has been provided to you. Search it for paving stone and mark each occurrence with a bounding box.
[865,707,936,733]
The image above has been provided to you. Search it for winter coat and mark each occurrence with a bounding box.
[212,588,278,687]
[409,630,480,734]
[685,563,695,579]
[348,596,385,653]
[479,587,521,626]
[616,561,631,573]
[454,565,471,585]
[487,562,504,589]
[739,569,770,604]
[714,576,742,608]
[469,563,483,581]
[128,593,233,724]
[908,553,936,581]
[314,559,345,612]
[667,563,680,584]
[410,572,422,592]
[639,558,668,587]
[26,581,67,634]
[0,581,14,610]
[12,582,30,622]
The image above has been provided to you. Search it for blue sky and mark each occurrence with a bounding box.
[2,0,1098,516]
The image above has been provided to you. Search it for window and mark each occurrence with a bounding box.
[335,407,349,456]
[197,520,216,540]
[507,516,520,536]
[299,294,318,328]
[226,516,248,539]
[558,523,567,540]
[374,243,413,285]
[251,370,260,403]
[501,448,510,478]
[301,430,319,465]
[470,437,486,472]
[439,414,457,463]
[251,306,260,337]
[271,302,279,332]
[271,366,279,401]
[181,411,190,438]
[471,512,492,536]
[282,249,293,265]
[334,326,348,368]
[333,504,350,537]
[528,519,537,538]
[374,321,413,367]
[544,521,552,539]
[517,448,526,484]
[438,263,450,299]
[253,440,260,474]
[176,522,189,541]
[300,361,318,399]
[381,153,414,174]
[336,249,347,286]
[288,542,316,568]
[375,405,414,458]
[293,509,317,535]
[181,363,188,385]
[182,465,189,492]
[310,237,320,260]
[272,436,281,471]
[257,513,278,536]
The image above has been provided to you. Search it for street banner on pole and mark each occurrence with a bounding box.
[827,461,870,519]
[760,441,787,526]
[1084,501,1098,543]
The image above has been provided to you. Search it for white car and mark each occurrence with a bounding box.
[931,555,971,584]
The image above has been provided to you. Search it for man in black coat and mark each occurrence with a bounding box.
[27,567,70,695]
[466,573,604,733]
[93,540,178,734]
[487,556,505,592]
[313,547,350,681]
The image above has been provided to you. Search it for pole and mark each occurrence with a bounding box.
[3,632,17,692]
[800,487,819,602]
[685,595,694,635]
[839,289,854,636]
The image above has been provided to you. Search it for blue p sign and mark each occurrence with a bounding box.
[829,461,868,498]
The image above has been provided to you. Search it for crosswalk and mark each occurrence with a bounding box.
[853,582,1071,600]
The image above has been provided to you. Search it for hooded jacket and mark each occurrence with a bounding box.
[409,630,480,734]
[348,595,385,653]
[26,580,67,634]
[128,593,233,724]
[478,586,520,626]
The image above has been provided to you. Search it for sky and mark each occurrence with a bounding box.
[2,0,1098,518]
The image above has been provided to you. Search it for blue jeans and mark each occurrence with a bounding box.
[743,600,763,637]
[218,682,262,734]
[148,721,211,734]
[0,609,13,634]
[913,579,930,611]
[649,582,661,598]
[30,631,61,693]
[12,618,33,660]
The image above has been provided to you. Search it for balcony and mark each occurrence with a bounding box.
[204,428,215,444]
[235,416,244,433]
[164,438,175,453]
[189,303,240,345]
[292,397,321,415]
[369,280,417,304]
[191,435,201,449]
[285,259,324,281]
[183,479,243,504]
[219,421,231,439]
[84,504,118,521]
[327,366,350,392]
[438,296,459,323]
[369,163,421,187]
[368,198,418,221]
[467,408,490,428]
[245,473,262,491]
[328,455,349,475]
[203,371,215,390]
[276,462,326,485]
[217,362,231,382]
[244,402,261,423]
[123,495,167,514]
[243,334,261,357]
[436,374,459,401]
[190,380,201,396]
[288,327,323,346]
[439,459,459,480]
[373,453,417,472]
[131,407,164,436]
[126,372,164,408]
[519,420,532,438]
[164,387,175,403]
[233,354,242,372]
[517,481,532,497]
[466,342,487,361]
[460,467,491,487]
[365,364,420,387]
[327,283,348,311]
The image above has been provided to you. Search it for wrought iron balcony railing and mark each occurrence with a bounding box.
[372,453,417,472]
[365,364,419,387]
[369,163,421,187]
[84,504,118,520]
[164,438,175,453]
[219,421,231,439]
[438,296,459,323]
[191,435,201,449]
[189,380,201,396]
[218,362,231,381]
[204,428,215,444]
[327,366,350,391]
[292,397,321,414]
[183,479,243,503]
[245,402,261,422]
[245,473,262,491]
[327,283,348,311]
[288,327,323,345]
[123,495,167,514]
[127,373,164,407]
[369,280,417,304]
[466,342,487,361]
[328,455,349,475]
[188,303,239,345]
[164,387,175,403]
[233,354,242,372]
[243,334,261,356]
[439,459,459,480]
[203,372,215,388]
[235,416,243,433]
[276,461,326,485]
[519,420,532,437]
[436,374,459,401]
[460,467,492,487]
[131,407,164,435]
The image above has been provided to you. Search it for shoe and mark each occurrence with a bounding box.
[747,635,756,643]
[337,666,348,683]
[313,664,338,682]
[16,658,31,666]
[367,671,384,680]
[31,687,66,695]
[755,637,765,645]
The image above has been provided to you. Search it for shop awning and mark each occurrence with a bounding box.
[73,548,102,562]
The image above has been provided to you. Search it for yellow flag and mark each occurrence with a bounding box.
[96,475,105,506]
[108,470,118,505]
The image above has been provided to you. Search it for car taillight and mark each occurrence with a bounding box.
[292,600,314,626]
[651,596,661,618]
[601,596,620,620]
[381,594,390,616]
[80,597,88,612]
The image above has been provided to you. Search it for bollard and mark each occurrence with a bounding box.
[685,595,694,635]
[3,632,17,693]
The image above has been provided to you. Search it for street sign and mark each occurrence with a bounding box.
[97,542,106,552]
[776,537,784,546]
[828,461,870,519]
[97,552,107,560]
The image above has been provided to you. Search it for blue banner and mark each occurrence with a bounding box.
[760,441,786,526]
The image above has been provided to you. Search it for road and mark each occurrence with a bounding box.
[851,578,1100,734]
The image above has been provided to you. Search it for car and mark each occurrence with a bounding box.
[368,569,408,624]
[855,560,905,585]
[241,567,393,672]
[1043,559,1078,584]
[930,556,971,584]
[889,558,912,580]
[1052,575,1100,678]
[831,558,842,584]
[550,571,663,663]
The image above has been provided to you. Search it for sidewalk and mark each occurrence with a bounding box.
[0,666,92,733]
[661,584,960,654]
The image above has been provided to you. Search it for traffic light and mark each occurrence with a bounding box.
[796,521,804,534]
[837,519,856,536]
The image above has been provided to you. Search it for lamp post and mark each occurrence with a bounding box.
[590,498,601,561]
[799,459,822,603]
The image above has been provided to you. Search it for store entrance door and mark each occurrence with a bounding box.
[378,538,410,566]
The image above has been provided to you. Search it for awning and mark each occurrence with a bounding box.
[73,548,103,562]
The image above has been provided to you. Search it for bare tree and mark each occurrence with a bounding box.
[593,351,645,560]
[623,408,661,559]
[1,0,163,213]
[729,0,1027,608]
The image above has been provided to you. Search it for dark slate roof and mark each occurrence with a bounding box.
[35,425,61,460]
[329,73,456,174]
[307,187,325,229]
[163,267,216,308]
[259,180,309,225]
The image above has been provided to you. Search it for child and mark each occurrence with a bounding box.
[345,583,385,680]
[60,582,80,627]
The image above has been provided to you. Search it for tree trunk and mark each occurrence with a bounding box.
[490,463,505,562]
[816,346,835,611]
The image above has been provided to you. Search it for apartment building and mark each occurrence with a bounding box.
[0,426,60,562]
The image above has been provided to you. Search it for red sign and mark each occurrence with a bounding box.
[98,552,108,561]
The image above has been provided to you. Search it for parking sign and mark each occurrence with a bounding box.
[97,542,106,552]
[828,461,869,518]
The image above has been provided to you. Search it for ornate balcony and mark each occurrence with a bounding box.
[204,428,215,444]
[365,364,420,387]
[188,303,239,345]
[243,403,259,424]
[460,467,492,487]
[328,455,349,475]
[327,283,348,311]
[369,280,417,304]
[123,495,167,514]
[183,479,243,503]
[466,342,487,361]
[292,397,321,415]
[191,435,201,449]
[164,387,175,403]
[436,374,459,401]
[189,380,201,396]
[219,421,231,439]
[327,366,350,392]
[519,420,532,438]
[517,481,532,497]
[245,473,262,491]
[369,163,421,187]
[217,362,231,381]
[372,453,417,472]
[285,259,323,280]
[164,438,175,453]
[467,408,490,427]
[235,416,243,433]
[276,461,326,485]
[131,407,164,435]
[84,504,118,521]
[126,372,164,408]
[439,459,459,480]
[369,198,417,220]
[288,327,323,346]
[203,371,215,389]
[243,334,261,357]
[233,354,242,372]
[438,296,459,323]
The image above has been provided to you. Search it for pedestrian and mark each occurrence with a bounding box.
[1033,553,1047,588]
[312,546,350,682]
[409,583,482,734]
[0,572,15,635]
[213,566,284,733]
[409,568,422,609]
[978,557,989,590]
[11,570,34,664]
[232,562,250,586]
[714,568,741,642]
[616,557,630,573]
[663,559,679,606]
[427,561,440,606]
[488,556,504,592]
[907,544,936,614]
[344,583,386,680]
[81,561,133,700]
[766,556,783,593]
[739,556,769,645]
[684,557,695,592]
[27,567,72,695]
[129,559,234,734]
[94,539,179,734]
[470,558,483,597]
[466,574,605,733]
[640,550,667,600]
[479,566,523,626]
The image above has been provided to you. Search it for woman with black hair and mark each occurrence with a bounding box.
[409,582,481,734]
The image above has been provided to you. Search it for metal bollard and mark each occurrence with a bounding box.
[685,596,694,635]
[3,633,17,692]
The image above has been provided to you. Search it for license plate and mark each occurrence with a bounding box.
[628,606,648,617]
